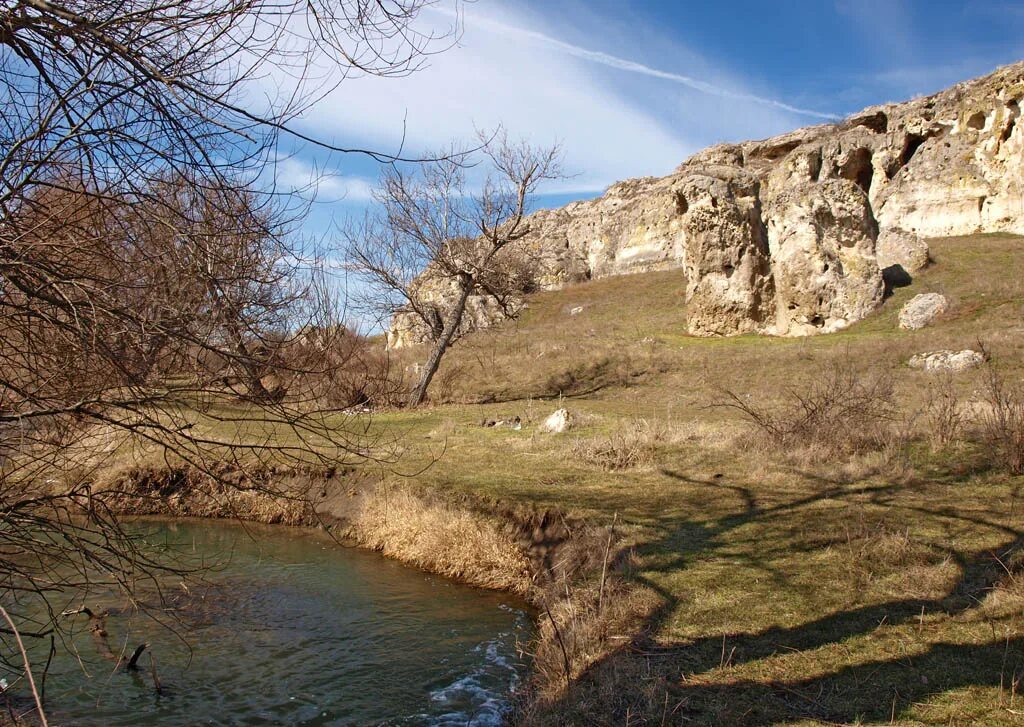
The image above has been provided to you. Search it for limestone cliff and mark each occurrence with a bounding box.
[388,62,1024,347]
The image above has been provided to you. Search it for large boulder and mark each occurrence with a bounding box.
[539,408,573,434]
[899,293,949,330]
[876,228,930,273]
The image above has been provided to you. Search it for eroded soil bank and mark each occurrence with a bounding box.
[92,463,657,722]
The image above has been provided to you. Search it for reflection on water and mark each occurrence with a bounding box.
[29,520,532,726]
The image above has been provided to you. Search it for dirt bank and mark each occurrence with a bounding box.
[92,463,660,721]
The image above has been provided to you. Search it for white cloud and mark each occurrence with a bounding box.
[272,155,377,202]
[427,6,839,121]
[255,2,821,199]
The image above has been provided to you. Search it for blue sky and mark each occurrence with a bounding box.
[269,0,1024,241]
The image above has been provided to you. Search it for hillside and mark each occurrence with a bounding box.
[379,232,1024,724]
[389,61,1024,348]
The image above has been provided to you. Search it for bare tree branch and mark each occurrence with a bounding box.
[344,129,562,406]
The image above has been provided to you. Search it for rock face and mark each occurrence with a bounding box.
[388,62,1024,347]
[899,293,949,330]
[908,350,986,372]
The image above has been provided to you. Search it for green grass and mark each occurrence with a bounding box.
[105,234,1024,724]
[372,234,1024,724]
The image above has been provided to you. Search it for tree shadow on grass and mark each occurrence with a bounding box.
[537,465,1024,724]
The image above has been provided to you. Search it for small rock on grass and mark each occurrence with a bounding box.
[540,408,573,434]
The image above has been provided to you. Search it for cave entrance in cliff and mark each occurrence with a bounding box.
[888,133,928,178]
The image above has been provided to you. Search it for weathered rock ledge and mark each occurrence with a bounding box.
[389,61,1024,347]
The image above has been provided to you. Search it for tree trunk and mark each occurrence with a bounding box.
[408,280,473,407]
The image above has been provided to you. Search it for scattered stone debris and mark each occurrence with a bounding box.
[539,408,573,434]
[569,306,585,316]
[908,349,986,372]
[899,293,949,330]
[481,416,522,431]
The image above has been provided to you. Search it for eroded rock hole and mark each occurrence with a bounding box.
[675,193,688,215]
[810,315,825,328]
[899,133,927,169]
[857,111,888,133]
[1001,101,1020,143]
[966,111,987,131]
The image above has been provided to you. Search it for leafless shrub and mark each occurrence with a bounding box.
[430,362,468,405]
[571,419,667,471]
[715,359,898,459]
[922,375,966,450]
[977,364,1024,474]
[0,0,462,687]
[541,355,635,399]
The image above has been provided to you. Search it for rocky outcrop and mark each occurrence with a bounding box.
[388,62,1024,347]
[679,167,775,335]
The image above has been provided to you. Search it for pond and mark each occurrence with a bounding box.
[27,519,533,726]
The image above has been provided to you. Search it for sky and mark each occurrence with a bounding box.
[269,0,1024,242]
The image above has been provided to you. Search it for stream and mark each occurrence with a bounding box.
[22,519,533,726]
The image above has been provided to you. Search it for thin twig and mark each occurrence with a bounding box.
[0,605,49,727]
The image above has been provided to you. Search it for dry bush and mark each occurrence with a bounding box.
[282,328,408,409]
[716,359,898,460]
[977,364,1024,474]
[527,576,661,702]
[921,375,967,450]
[428,362,468,404]
[571,419,668,471]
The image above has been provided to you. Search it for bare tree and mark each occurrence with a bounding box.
[0,0,464,705]
[346,131,562,406]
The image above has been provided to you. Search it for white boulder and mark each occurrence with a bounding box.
[908,350,985,372]
[899,293,949,330]
[539,408,573,434]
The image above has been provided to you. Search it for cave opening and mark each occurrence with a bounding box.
[1002,101,1020,143]
[900,133,927,169]
[966,111,987,131]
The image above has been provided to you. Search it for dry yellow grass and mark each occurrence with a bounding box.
[343,485,534,593]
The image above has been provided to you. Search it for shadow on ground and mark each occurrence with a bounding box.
[539,465,1024,725]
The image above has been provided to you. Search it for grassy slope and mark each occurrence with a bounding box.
[376,234,1024,725]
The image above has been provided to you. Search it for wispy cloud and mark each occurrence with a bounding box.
[430,6,840,121]
[273,155,377,202]
[259,2,820,206]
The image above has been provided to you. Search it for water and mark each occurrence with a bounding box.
[25,520,533,726]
